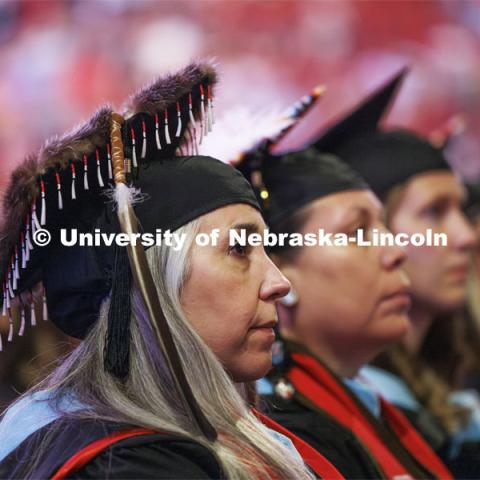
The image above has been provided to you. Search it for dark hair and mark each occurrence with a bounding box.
[268,203,313,262]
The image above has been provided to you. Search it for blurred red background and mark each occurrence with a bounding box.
[0,0,479,200]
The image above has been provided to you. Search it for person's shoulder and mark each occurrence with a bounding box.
[260,393,383,478]
[72,432,224,479]
[1,417,223,480]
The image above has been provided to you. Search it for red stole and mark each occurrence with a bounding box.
[287,352,452,480]
[52,414,344,479]
[254,409,345,479]
[52,428,156,479]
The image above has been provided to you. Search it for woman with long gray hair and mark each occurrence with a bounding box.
[0,64,340,479]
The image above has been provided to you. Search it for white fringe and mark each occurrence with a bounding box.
[141,130,147,159]
[31,301,36,326]
[42,295,48,321]
[57,188,63,210]
[7,320,13,342]
[40,193,46,226]
[19,309,25,336]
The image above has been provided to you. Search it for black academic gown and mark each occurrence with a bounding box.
[401,406,480,480]
[261,341,452,480]
[261,394,383,479]
[0,418,223,479]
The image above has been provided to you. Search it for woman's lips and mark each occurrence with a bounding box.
[251,319,277,329]
[249,320,277,339]
[382,286,411,311]
[446,264,468,283]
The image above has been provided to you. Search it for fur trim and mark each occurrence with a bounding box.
[0,154,38,277]
[0,106,113,282]
[38,106,113,173]
[123,62,217,117]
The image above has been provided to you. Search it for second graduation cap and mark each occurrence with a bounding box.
[312,69,451,199]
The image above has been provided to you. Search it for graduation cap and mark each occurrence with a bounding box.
[311,68,452,199]
[0,62,260,441]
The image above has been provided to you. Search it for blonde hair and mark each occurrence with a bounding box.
[7,218,314,479]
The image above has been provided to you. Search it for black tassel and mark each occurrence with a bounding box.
[104,245,131,380]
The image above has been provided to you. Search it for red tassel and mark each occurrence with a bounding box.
[96,149,104,187]
[141,120,147,159]
[14,247,19,282]
[207,84,214,131]
[31,200,40,234]
[2,283,6,317]
[154,114,161,150]
[6,273,13,304]
[164,109,171,144]
[199,84,206,143]
[71,163,77,199]
[107,144,113,180]
[188,93,198,155]
[55,172,63,210]
[175,101,182,138]
[42,290,48,321]
[25,215,33,254]
[83,154,89,190]
[7,313,13,342]
[31,295,36,326]
[21,232,26,269]
[18,307,25,336]
[40,179,46,225]
[130,128,138,168]
[6,271,13,304]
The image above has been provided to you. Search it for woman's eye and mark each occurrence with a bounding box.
[423,203,446,220]
[348,224,367,238]
[229,242,249,257]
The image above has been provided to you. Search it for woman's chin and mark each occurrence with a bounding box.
[370,313,410,353]
[386,319,410,348]
[229,352,273,383]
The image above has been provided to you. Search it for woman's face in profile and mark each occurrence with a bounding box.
[180,204,290,383]
[277,190,410,370]
[389,171,475,314]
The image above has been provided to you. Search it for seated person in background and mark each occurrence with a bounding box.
[318,68,480,478]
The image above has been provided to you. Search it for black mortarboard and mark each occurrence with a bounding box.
[311,68,451,199]
[333,129,451,199]
[313,68,406,154]
[237,147,368,226]
[0,62,259,441]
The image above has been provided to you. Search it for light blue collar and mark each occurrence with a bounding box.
[256,377,274,396]
[343,376,382,419]
[264,426,304,463]
[358,365,421,412]
[0,389,84,462]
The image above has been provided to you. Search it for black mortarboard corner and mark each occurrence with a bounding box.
[0,62,259,441]
[311,68,452,199]
[232,87,368,227]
